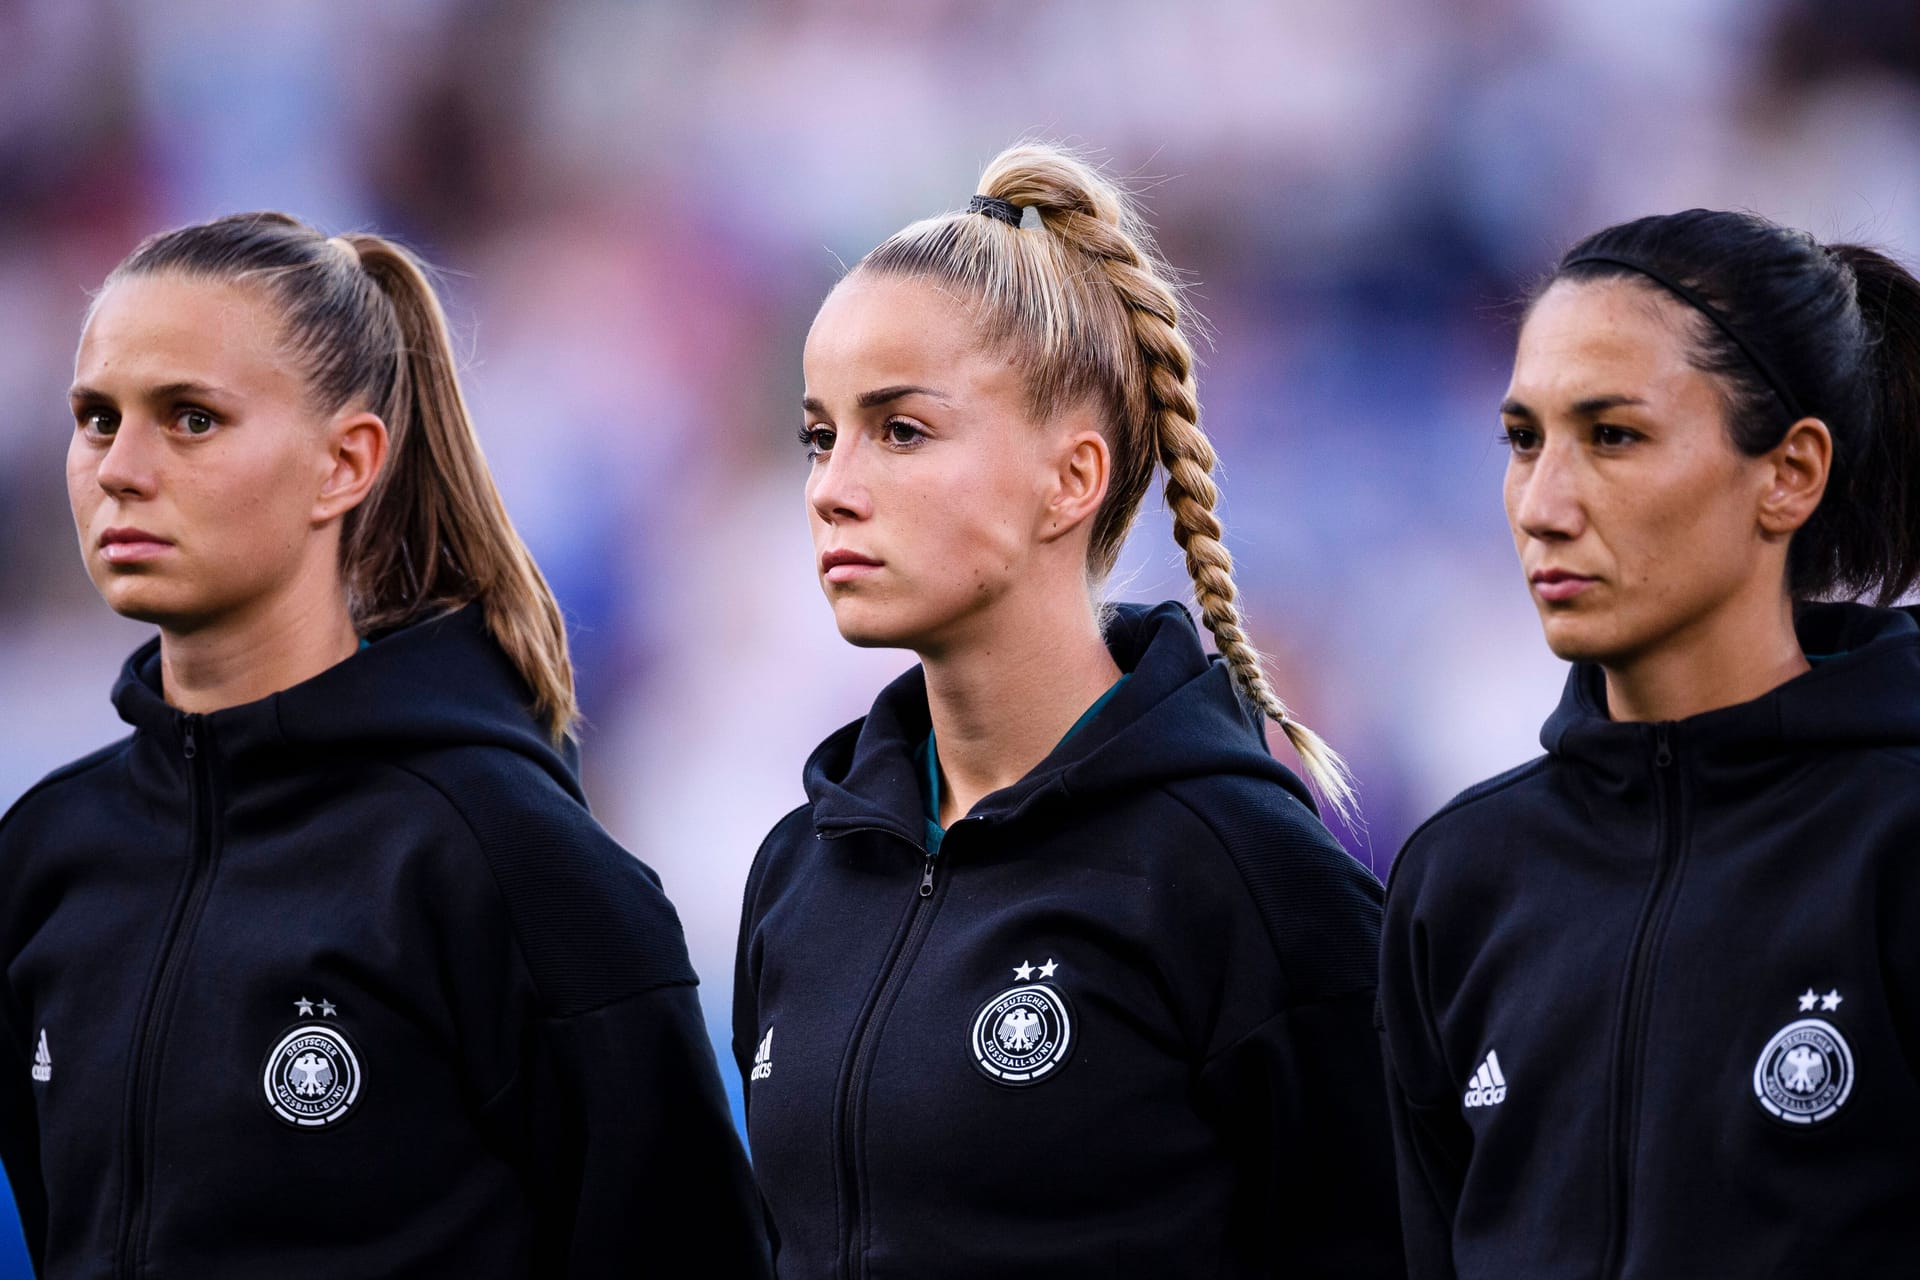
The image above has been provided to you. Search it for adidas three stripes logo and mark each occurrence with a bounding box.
[1463,1048,1506,1108]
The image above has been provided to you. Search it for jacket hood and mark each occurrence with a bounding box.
[1541,601,1920,781]
[803,600,1312,844]
[110,603,583,800]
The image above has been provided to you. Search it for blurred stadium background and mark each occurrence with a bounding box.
[3,0,1918,1271]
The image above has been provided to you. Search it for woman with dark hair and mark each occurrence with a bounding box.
[0,214,768,1277]
[733,143,1401,1278]
[1379,210,1920,1277]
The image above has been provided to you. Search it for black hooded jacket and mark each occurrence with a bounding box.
[1380,602,1920,1278]
[0,605,769,1279]
[733,602,1402,1279]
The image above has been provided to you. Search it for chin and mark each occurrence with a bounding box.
[824,592,943,652]
[1537,613,1632,667]
[94,575,212,631]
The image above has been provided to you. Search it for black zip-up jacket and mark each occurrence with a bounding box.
[733,601,1402,1279]
[1379,602,1920,1278]
[0,605,770,1279]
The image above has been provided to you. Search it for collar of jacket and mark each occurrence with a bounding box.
[1539,601,1920,795]
[108,603,585,801]
[802,600,1312,843]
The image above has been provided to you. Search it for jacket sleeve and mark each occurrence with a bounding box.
[436,765,772,1278]
[1175,783,1404,1277]
[0,806,47,1272]
[730,809,807,1262]
[1197,989,1405,1277]
[1377,844,1470,1280]
[1379,1033,1466,1280]
[521,983,771,1278]
[0,998,45,1274]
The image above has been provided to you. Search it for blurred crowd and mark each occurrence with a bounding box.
[3,0,1919,1133]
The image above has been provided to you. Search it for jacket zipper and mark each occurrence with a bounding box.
[115,715,221,1279]
[1603,723,1685,1278]
[821,819,970,1280]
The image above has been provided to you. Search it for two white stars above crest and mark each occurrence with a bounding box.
[1013,959,1058,982]
[294,998,339,1018]
[1798,988,1842,1012]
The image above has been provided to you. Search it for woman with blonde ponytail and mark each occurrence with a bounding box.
[0,213,768,1277]
[734,144,1400,1277]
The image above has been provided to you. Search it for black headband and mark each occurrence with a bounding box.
[1563,253,1806,422]
[968,195,1024,227]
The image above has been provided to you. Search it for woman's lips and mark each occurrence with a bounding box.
[1531,570,1595,603]
[99,528,174,564]
[821,550,883,584]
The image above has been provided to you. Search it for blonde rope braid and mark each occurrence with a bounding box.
[1044,201,1359,823]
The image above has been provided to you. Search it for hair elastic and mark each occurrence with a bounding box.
[1563,253,1806,422]
[968,195,1024,228]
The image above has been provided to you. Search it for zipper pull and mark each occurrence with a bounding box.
[1653,724,1672,768]
[919,858,936,898]
[183,724,197,761]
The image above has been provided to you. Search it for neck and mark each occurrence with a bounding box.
[921,597,1121,827]
[1603,588,1808,723]
[159,572,360,716]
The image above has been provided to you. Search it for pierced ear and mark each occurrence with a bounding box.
[1758,417,1832,538]
[313,410,390,525]
[1039,427,1112,544]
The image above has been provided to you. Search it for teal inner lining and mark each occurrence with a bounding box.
[915,673,1131,855]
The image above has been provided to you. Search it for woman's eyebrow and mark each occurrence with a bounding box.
[1570,394,1646,416]
[857,384,949,409]
[803,385,955,416]
[68,379,229,404]
[1499,393,1648,419]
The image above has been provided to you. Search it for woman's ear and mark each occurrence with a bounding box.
[313,410,390,525]
[1039,411,1112,544]
[1757,416,1832,538]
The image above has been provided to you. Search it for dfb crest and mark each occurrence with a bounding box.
[1753,1009,1853,1127]
[262,1023,363,1129]
[970,982,1073,1087]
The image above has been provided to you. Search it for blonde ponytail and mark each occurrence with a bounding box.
[111,213,577,739]
[856,144,1355,821]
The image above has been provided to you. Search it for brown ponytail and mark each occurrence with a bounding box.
[337,235,577,736]
[857,145,1356,821]
[108,213,578,738]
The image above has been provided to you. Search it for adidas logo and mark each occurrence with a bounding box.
[749,1027,773,1082]
[1462,1048,1506,1108]
[30,1029,51,1083]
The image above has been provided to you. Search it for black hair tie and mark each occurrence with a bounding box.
[1564,253,1806,422]
[968,195,1024,227]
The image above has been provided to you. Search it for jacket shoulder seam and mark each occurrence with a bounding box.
[1386,755,1553,895]
[384,760,692,1008]
[0,739,132,839]
[1200,985,1377,1069]
[1157,782,1360,980]
[742,802,814,926]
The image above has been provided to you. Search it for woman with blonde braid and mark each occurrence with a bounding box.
[733,143,1401,1278]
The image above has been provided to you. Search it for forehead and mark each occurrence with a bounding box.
[803,274,1019,401]
[1509,277,1706,404]
[76,273,299,398]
